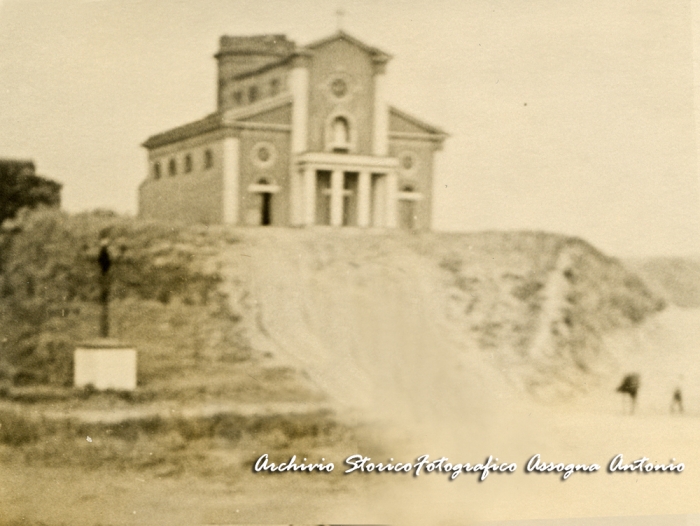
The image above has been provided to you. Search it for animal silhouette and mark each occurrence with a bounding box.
[616,373,640,414]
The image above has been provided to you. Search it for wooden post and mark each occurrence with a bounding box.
[97,243,111,338]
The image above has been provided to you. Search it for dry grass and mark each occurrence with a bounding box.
[0,405,363,478]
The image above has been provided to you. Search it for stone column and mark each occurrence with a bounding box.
[372,61,389,156]
[290,55,310,154]
[385,171,398,228]
[330,170,344,227]
[303,167,316,226]
[290,167,302,226]
[357,170,371,227]
[372,175,386,227]
[289,53,310,225]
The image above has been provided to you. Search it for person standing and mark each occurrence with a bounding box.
[671,377,684,414]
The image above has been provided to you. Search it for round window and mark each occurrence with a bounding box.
[251,142,277,169]
[398,151,419,175]
[331,78,348,98]
[257,146,271,163]
[326,74,353,101]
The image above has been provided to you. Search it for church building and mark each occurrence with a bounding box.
[139,31,447,229]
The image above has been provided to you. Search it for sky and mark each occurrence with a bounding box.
[0,0,699,257]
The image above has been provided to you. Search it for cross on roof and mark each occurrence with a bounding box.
[336,6,346,31]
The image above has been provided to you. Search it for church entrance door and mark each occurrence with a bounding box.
[398,199,415,229]
[398,185,418,229]
[260,192,272,226]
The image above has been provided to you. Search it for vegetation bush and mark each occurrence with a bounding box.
[0,209,245,386]
[0,410,41,446]
[0,160,61,225]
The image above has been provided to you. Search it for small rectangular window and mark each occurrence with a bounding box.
[270,78,280,97]
[233,91,243,105]
[248,85,258,103]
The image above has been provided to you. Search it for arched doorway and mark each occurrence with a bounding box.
[261,193,272,226]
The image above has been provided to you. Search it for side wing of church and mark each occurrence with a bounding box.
[139,31,447,229]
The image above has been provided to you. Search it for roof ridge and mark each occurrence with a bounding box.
[302,30,392,61]
[222,93,293,122]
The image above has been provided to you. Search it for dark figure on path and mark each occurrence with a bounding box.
[616,373,640,414]
[671,388,684,414]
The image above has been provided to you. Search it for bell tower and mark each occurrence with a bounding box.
[214,35,296,110]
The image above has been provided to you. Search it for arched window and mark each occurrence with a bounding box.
[331,116,350,153]
[184,154,192,173]
[204,149,213,169]
[153,162,161,180]
[168,158,177,176]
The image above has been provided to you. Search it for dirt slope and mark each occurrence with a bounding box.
[213,228,700,524]
[221,228,662,413]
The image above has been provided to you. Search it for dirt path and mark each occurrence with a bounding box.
[0,459,376,525]
[221,229,529,443]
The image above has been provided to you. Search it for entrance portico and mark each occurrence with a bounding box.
[293,152,399,228]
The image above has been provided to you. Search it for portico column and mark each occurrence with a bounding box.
[303,166,316,225]
[330,170,344,227]
[372,176,386,227]
[290,167,302,226]
[385,171,398,228]
[289,53,310,226]
[357,171,371,227]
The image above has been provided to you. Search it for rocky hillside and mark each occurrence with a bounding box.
[425,232,665,396]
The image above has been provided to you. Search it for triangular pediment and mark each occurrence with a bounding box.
[303,30,391,63]
[389,106,447,136]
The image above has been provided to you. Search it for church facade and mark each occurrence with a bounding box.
[139,31,447,229]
